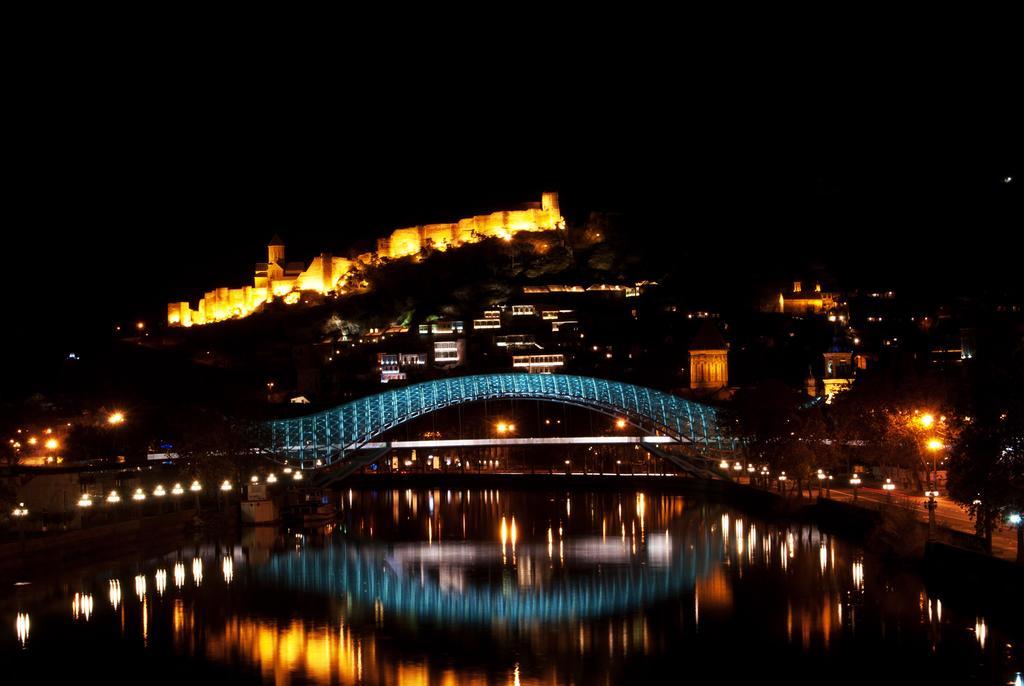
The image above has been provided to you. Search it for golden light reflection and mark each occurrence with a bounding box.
[15,613,29,647]
[156,568,167,596]
[134,573,146,600]
[71,592,94,621]
[852,560,864,592]
[974,617,987,649]
[500,516,508,562]
[109,579,122,609]
[174,562,186,588]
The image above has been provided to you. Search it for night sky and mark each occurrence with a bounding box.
[6,59,1021,356]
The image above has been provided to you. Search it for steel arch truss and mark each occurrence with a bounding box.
[258,374,737,471]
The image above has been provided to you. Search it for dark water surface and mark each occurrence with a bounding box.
[3,488,1021,684]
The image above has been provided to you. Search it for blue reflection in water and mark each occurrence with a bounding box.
[259,533,719,625]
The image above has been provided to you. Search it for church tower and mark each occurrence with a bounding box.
[268,234,286,265]
[688,322,729,392]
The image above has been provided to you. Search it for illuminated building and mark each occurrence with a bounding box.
[378,352,427,383]
[168,236,353,327]
[688,322,729,393]
[376,192,564,258]
[418,320,465,335]
[822,349,854,401]
[512,353,565,374]
[433,340,465,367]
[776,281,838,315]
[496,334,541,350]
[169,193,564,327]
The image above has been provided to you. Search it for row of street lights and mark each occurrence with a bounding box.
[10,469,313,521]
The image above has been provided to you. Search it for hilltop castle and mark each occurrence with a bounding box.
[168,193,564,327]
[376,191,563,258]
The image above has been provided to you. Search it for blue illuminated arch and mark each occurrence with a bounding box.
[259,374,735,469]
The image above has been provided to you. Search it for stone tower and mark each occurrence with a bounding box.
[688,322,729,392]
[268,234,286,265]
[541,191,560,215]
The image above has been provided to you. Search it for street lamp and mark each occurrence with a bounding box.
[1008,512,1022,565]
[817,469,826,497]
[924,489,940,538]
[293,471,303,481]
[266,473,278,484]
[918,413,935,430]
[882,478,896,502]
[615,418,627,430]
[778,471,787,497]
[77,492,93,508]
[171,483,184,496]
[107,411,125,426]
[132,488,146,501]
[849,474,862,502]
[12,503,28,543]
[106,490,121,504]
[925,438,943,491]
[220,480,233,492]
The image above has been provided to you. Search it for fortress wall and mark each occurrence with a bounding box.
[423,223,458,250]
[168,194,562,326]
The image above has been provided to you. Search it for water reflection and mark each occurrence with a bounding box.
[4,488,1021,684]
[15,612,29,647]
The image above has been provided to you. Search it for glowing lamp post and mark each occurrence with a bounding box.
[882,478,896,503]
[1008,513,1023,565]
[12,502,28,544]
[925,438,944,495]
[817,469,826,497]
[188,479,202,511]
[107,411,125,426]
[153,484,166,514]
[778,471,787,497]
[924,489,940,538]
[564,459,571,476]
[849,474,862,502]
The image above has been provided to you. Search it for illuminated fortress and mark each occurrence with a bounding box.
[168,193,564,327]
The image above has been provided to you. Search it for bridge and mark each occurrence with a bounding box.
[257,374,738,480]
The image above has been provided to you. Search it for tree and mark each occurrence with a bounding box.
[827,366,956,488]
[947,359,1024,556]
[729,381,828,498]
[169,409,261,504]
